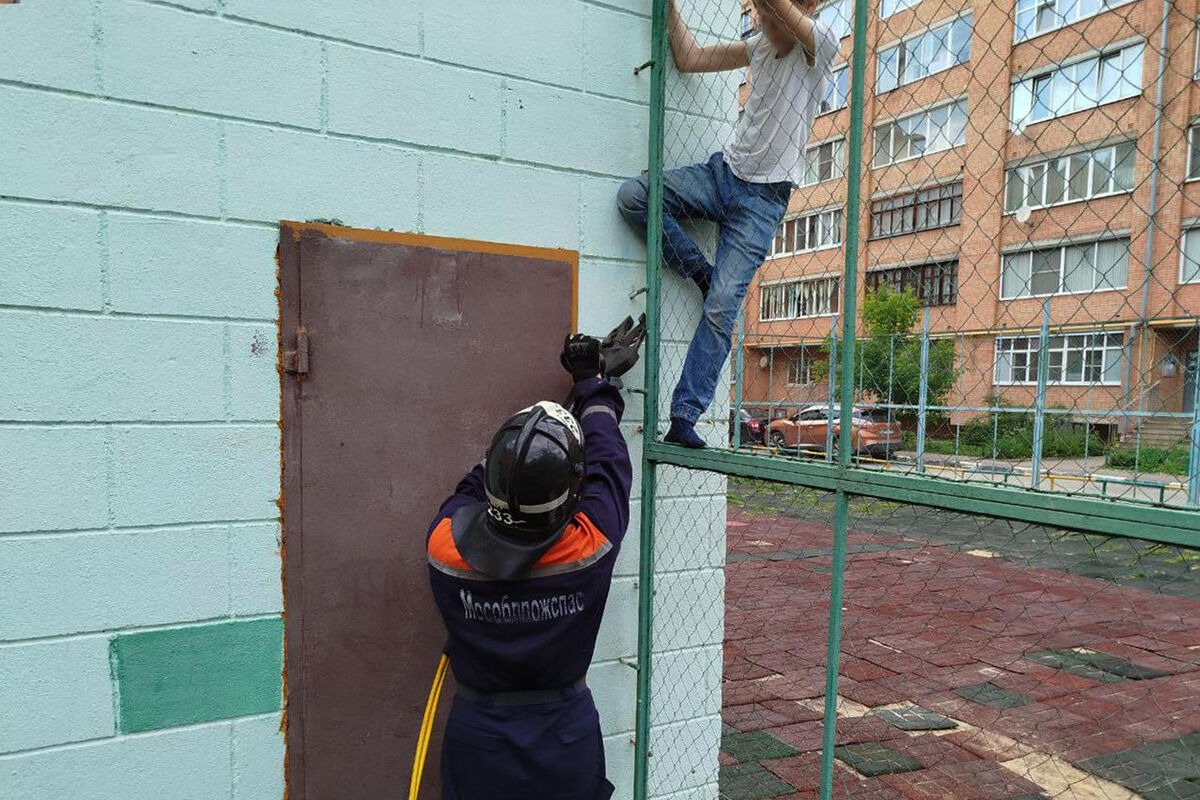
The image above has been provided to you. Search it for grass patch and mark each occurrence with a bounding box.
[1105,445,1191,476]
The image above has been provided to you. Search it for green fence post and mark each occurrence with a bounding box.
[916,307,930,474]
[820,0,870,790]
[734,313,745,449]
[1187,319,1200,505]
[1031,299,1051,489]
[633,2,668,797]
[826,317,839,461]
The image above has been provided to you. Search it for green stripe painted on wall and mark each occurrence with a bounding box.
[110,617,283,733]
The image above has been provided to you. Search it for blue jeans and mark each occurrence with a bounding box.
[617,152,790,424]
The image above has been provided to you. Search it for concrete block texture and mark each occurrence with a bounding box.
[0,85,222,216]
[232,715,286,800]
[222,121,420,229]
[504,81,649,177]
[0,637,114,753]
[106,215,278,320]
[0,0,99,93]
[424,0,585,89]
[109,424,279,527]
[647,714,722,798]
[110,618,283,733]
[99,0,322,128]
[0,312,226,422]
[0,528,227,641]
[0,203,103,311]
[0,426,108,534]
[0,724,232,800]
[327,45,503,156]
[423,154,580,249]
[223,0,421,54]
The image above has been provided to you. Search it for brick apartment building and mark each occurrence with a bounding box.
[735,0,1200,439]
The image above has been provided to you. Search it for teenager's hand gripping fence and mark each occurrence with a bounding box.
[632,0,1200,797]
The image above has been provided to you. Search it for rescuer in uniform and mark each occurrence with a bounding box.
[426,315,646,800]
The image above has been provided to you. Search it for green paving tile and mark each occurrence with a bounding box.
[875,704,958,731]
[1143,779,1200,800]
[953,682,1031,709]
[1076,734,1200,796]
[110,617,283,733]
[718,762,796,800]
[834,742,923,777]
[1025,649,1168,682]
[721,725,800,762]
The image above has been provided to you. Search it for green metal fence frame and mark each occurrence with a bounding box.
[631,1,1200,798]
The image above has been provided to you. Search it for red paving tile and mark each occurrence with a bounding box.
[722,507,1200,796]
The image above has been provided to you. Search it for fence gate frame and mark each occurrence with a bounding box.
[630,1,1200,798]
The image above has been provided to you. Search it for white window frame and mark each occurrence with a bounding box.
[999,236,1129,300]
[770,208,844,258]
[1010,40,1144,130]
[881,0,921,20]
[759,276,840,321]
[993,331,1125,386]
[817,0,852,40]
[1004,140,1136,213]
[876,13,973,94]
[1014,0,1136,43]
[1188,123,1200,182]
[1180,227,1200,285]
[873,98,967,167]
[741,10,755,38]
[820,64,850,115]
[800,138,846,186]
[786,353,814,386]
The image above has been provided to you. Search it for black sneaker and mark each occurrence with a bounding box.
[665,417,706,449]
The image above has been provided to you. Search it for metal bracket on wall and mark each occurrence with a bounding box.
[284,328,310,378]
[633,60,655,76]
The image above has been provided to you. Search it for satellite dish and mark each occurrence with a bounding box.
[1015,205,1032,224]
[759,356,769,369]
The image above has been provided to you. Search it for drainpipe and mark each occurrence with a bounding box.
[1128,0,1173,432]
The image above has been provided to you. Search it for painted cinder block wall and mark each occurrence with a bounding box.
[0,1,727,798]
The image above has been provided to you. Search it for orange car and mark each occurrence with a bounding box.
[766,406,903,459]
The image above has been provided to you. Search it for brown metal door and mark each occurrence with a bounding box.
[279,223,577,800]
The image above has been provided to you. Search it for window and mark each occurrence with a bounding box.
[1188,124,1200,181]
[818,0,852,39]
[801,139,845,185]
[787,354,813,385]
[760,276,841,321]
[1000,237,1129,299]
[1015,0,1135,42]
[770,209,843,257]
[1004,141,1135,212]
[874,99,966,166]
[876,14,972,93]
[870,181,962,238]
[866,260,959,306]
[740,67,749,87]
[994,332,1124,385]
[821,65,849,114]
[880,0,921,19]
[741,10,755,37]
[1181,228,1200,284]
[1011,43,1143,129]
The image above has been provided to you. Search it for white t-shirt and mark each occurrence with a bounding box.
[723,22,838,187]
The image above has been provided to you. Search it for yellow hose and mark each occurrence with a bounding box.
[409,654,449,800]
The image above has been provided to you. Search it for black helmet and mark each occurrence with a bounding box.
[450,402,586,580]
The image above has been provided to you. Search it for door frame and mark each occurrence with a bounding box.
[276,221,578,797]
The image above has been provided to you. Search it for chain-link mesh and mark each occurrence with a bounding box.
[631,0,1200,797]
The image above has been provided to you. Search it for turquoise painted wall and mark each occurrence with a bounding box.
[0,1,730,798]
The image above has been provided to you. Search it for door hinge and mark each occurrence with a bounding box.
[284,327,310,378]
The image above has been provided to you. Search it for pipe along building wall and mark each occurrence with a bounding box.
[0,1,724,798]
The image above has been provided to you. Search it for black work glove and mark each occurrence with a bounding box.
[560,333,602,381]
[600,314,647,379]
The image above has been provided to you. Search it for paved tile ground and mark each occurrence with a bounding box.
[716,488,1200,800]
